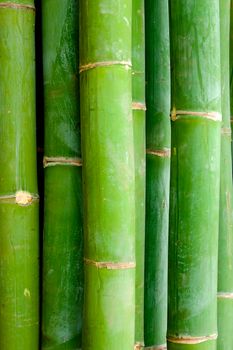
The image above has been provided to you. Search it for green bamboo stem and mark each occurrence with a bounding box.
[79,1,135,349]
[42,1,83,349]
[0,1,38,348]
[144,0,170,349]
[132,0,146,348]
[218,1,233,349]
[168,1,221,350]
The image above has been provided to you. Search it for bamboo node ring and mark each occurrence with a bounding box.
[84,258,136,270]
[171,109,222,122]
[146,148,171,158]
[43,156,82,168]
[167,334,217,345]
[217,292,233,299]
[0,3,35,11]
[79,61,132,73]
[132,102,146,111]
[134,342,145,350]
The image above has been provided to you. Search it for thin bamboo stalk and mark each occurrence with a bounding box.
[42,1,83,349]
[132,0,146,349]
[144,0,171,349]
[218,1,233,348]
[0,1,39,348]
[168,1,221,350]
[79,1,135,349]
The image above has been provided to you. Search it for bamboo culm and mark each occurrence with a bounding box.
[168,1,221,349]
[144,0,171,348]
[79,1,136,349]
[42,0,83,348]
[218,1,233,348]
[132,0,146,348]
[0,1,39,348]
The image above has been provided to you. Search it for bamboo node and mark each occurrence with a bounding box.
[144,344,167,350]
[171,109,222,122]
[146,148,171,158]
[167,334,217,345]
[43,156,82,168]
[134,342,144,350]
[217,292,233,299]
[79,61,132,73]
[221,127,231,136]
[84,258,136,270]
[16,191,33,206]
[0,2,35,11]
[132,102,146,111]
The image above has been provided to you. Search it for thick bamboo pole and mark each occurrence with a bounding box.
[42,1,83,349]
[168,1,221,350]
[218,1,233,349]
[79,1,135,349]
[132,0,146,349]
[144,1,171,349]
[0,1,39,348]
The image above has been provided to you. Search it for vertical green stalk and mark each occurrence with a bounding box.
[79,1,135,350]
[42,1,83,349]
[0,1,39,348]
[218,1,233,349]
[132,1,146,349]
[144,0,171,349]
[168,1,221,350]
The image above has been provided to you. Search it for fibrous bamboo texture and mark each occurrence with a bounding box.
[132,0,146,348]
[144,0,170,349]
[168,1,221,350]
[79,1,135,349]
[218,1,233,348]
[42,0,83,348]
[0,0,39,348]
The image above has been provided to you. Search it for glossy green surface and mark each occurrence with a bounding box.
[132,0,145,346]
[144,0,170,347]
[217,1,233,349]
[43,167,83,349]
[168,1,221,349]
[42,1,83,349]
[80,1,135,349]
[0,3,39,348]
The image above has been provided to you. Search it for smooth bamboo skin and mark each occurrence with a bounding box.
[217,1,233,349]
[0,1,39,348]
[42,1,83,349]
[80,1,135,350]
[132,0,145,348]
[144,0,170,348]
[168,1,221,350]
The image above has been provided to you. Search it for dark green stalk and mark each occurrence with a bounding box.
[42,1,83,348]
[218,1,233,349]
[144,0,171,349]
[79,1,135,349]
[0,1,39,348]
[132,0,146,348]
[168,1,221,350]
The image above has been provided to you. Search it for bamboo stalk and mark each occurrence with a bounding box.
[218,1,233,349]
[79,1,135,349]
[144,0,171,349]
[0,1,39,348]
[132,0,146,348]
[168,1,221,350]
[42,1,83,349]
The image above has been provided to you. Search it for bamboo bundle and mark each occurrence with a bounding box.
[42,0,83,348]
[79,1,135,349]
[168,1,221,350]
[0,1,39,348]
[144,0,170,349]
[218,1,233,349]
[132,0,146,349]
